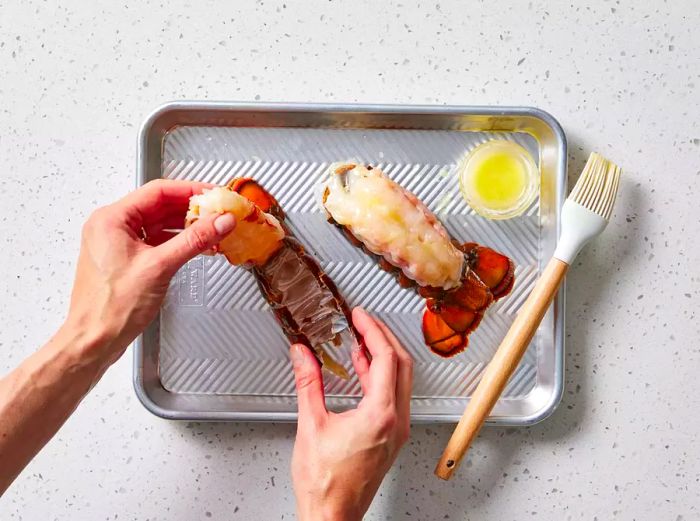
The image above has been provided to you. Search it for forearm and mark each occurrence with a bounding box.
[297,500,363,521]
[295,471,376,521]
[0,322,116,494]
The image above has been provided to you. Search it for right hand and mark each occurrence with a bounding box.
[290,307,413,521]
[66,179,237,363]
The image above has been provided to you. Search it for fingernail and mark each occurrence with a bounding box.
[214,213,236,234]
[290,344,306,368]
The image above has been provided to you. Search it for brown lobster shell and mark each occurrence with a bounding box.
[227,178,359,378]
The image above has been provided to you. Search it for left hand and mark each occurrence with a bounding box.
[65,179,237,362]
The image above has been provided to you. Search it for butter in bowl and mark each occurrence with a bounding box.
[457,140,540,220]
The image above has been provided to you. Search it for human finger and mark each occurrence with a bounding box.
[290,344,328,428]
[153,212,235,274]
[351,307,397,406]
[146,230,178,247]
[143,214,187,242]
[351,346,371,395]
[374,317,413,437]
[120,179,214,221]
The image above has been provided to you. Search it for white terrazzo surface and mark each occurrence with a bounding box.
[1,1,699,519]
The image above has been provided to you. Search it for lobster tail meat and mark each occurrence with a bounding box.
[186,179,357,378]
[322,162,464,290]
[186,186,284,266]
[321,162,515,358]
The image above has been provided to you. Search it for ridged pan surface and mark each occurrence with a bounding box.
[135,103,565,424]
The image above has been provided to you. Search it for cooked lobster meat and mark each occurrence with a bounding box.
[186,179,357,378]
[321,162,514,357]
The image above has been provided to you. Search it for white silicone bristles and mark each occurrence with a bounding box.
[569,152,621,221]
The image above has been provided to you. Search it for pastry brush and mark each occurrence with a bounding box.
[435,152,621,480]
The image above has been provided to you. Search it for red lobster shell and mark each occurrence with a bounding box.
[322,163,515,357]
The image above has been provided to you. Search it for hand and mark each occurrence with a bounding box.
[290,307,413,521]
[65,179,237,362]
[0,180,238,494]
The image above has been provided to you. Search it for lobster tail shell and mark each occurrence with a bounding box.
[321,162,516,358]
[461,242,516,299]
[230,178,358,378]
[227,178,283,218]
[421,244,514,357]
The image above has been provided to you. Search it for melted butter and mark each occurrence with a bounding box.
[470,151,527,209]
[458,140,539,220]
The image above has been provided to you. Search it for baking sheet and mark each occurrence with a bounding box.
[134,102,566,424]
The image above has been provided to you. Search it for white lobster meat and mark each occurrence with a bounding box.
[321,162,464,290]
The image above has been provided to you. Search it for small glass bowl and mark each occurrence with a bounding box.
[457,140,539,220]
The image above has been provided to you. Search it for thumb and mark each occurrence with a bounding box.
[290,344,327,426]
[156,212,236,272]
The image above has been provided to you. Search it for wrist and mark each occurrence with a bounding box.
[297,498,362,521]
[57,315,122,365]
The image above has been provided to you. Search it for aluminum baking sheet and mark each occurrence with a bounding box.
[134,102,566,424]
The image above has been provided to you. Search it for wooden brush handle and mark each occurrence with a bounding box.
[435,257,569,480]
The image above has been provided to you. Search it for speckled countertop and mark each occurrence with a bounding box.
[1,1,699,519]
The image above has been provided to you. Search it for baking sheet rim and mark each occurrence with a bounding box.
[133,100,566,425]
